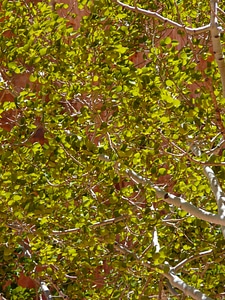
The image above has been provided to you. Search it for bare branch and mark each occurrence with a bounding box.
[152,226,160,253]
[0,293,7,300]
[60,143,83,167]
[218,6,225,16]
[113,0,210,35]
[99,154,225,227]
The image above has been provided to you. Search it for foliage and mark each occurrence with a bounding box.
[0,0,225,299]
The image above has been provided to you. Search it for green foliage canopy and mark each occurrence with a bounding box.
[0,0,225,298]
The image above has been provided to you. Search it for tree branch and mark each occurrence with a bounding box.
[163,270,213,300]
[40,282,52,300]
[203,166,225,237]
[190,143,225,237]
[126,169,225,227]
[161,132,225,166]
[113,0,210,35]
[52,215,129,235]
[210,0,225,97]
[114,0,225,98]
[173,249,213,272]
[114,242,213,300]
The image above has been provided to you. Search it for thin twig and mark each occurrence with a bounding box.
[52,215,129,235]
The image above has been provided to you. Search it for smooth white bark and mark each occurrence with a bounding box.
[210,0,225,97]
[173,249,213,272]
[164,271,213,300]
[114,0,210,35]
[40,282,52,300]
[126,169,225,226]
[114,242,213,300]
[109,1,225,298]
[191,142,225,236]
[203,166,225,237]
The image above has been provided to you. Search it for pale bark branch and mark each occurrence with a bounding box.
[114,242,213,300]
[113,0,210,35]
[126,169,225,226]
[161,132,225,166]
[114,0,225,97]
[206,138,225,155]
[173,249,213,272]
[190,143,225,237]
[210,0,225,97]
[40,282,52,300]
[203,166,225,237]
[52,215,129,235]
[152,226,160,253]
[163,271,213,300]
[99,154,225,227]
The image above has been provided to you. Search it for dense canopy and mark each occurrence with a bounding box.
[0,0,225,299]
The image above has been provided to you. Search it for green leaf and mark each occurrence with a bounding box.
[165,37,171,44]
[29,74,37,82]
[115,45,128,54]
[39,48,47,56]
